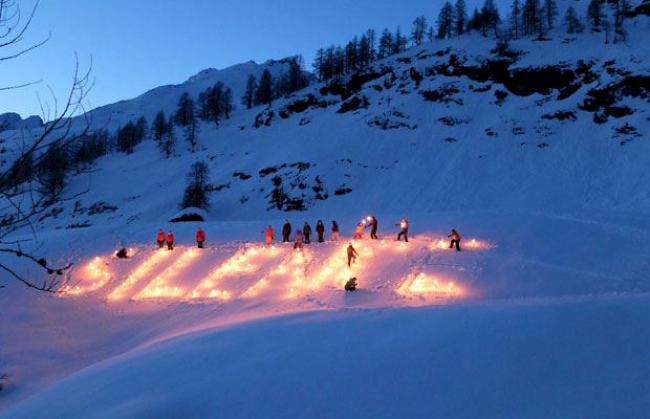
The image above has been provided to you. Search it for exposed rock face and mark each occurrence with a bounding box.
[0,113,44,132]
[578,76,650,122]
[427,55,598,99]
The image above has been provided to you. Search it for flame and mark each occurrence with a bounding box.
[62,256,112,296]
[107,249,170,301]
[398,272,462,297]
[134,248,201,300]
[241,278,270,299]
[428,237,494,251]
[189,245,278,299]
[304,242,374,294]
[285,249,312,298]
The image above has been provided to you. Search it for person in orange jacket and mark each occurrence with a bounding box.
[353,223,364,240]
[166,232,175,251]
[196,227,206,248]
[265,225,274,245]
[156,229,165,249]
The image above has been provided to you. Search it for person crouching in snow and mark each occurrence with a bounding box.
[156,229,165,249]
[347,243,359,267]
[354,222,364,240]
[265,225,274,246]
[166,231,175,251]
[294,230,304,250]
[196,227,206,248]
[331,221,340,241]
[448,229,461,251]
[396,218,409,242]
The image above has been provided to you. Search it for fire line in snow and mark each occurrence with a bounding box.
[134,248,202,300]
[62,257,112,296]
[397,272,462,298]
[108,249,171,301]
[429,238,493,251]
[189,245,281,300]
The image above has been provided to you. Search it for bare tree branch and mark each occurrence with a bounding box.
[0,0,93,292]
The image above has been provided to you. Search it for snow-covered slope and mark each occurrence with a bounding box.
[0,113,43,132]
[4,295,650,419]
[1,2,650,417]
[78,57,305,131]
[4,11,648,232]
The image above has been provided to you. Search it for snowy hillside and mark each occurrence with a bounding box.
[75,57,307,131]
[1,1,650,417]
[3,6,649,229]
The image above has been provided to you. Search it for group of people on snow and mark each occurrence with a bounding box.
[279,219,334,246]
[157,228,206,250]
[155,217,463,254]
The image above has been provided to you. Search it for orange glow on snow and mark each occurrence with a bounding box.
[398,272,463,298]
[189,245,279,299]
[107,249,170,301]
[304,242,375,295]
[286,249,312,298]
[62,257,112,296]
[241,278,270,299]
[134,248,201,300]
[429,238,494,251]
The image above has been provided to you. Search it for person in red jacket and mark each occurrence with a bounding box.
[156,229,165,249]
[166,232,175,251]
[196,228,206,248]
[265,226,274,245]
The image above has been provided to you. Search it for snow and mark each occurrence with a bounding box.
[1,4,650,417]
[3,295,650,418]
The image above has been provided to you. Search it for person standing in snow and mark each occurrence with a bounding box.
[354,222,364,240]
[156,229,165,249]
[316,220,325,243]
[282,220,292,243]
[331,221,340,241]
[265,225,274,246]
[347,243,359,267]
[166,231,175,251]
[195,227,206,249]
[303,222,312,244]
[396,218,409,242]
[369,215,378,240]
[294,230,304,250]
[448,229,461,251]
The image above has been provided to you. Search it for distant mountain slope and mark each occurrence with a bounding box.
[78,57,304,131]
[0,2,648,234]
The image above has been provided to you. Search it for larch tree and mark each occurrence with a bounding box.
[411,16,428,45]
[522,0,542,35]
[587,0,604,31]
[564,6,584,33]
[255,69,274,105]
[181,161,211,210]
[152,111,167,144]
[510,0,522,38]
[242,74,257,109]
[544,0,558,30]
[455,0,468,35]
[437,2,455,39]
